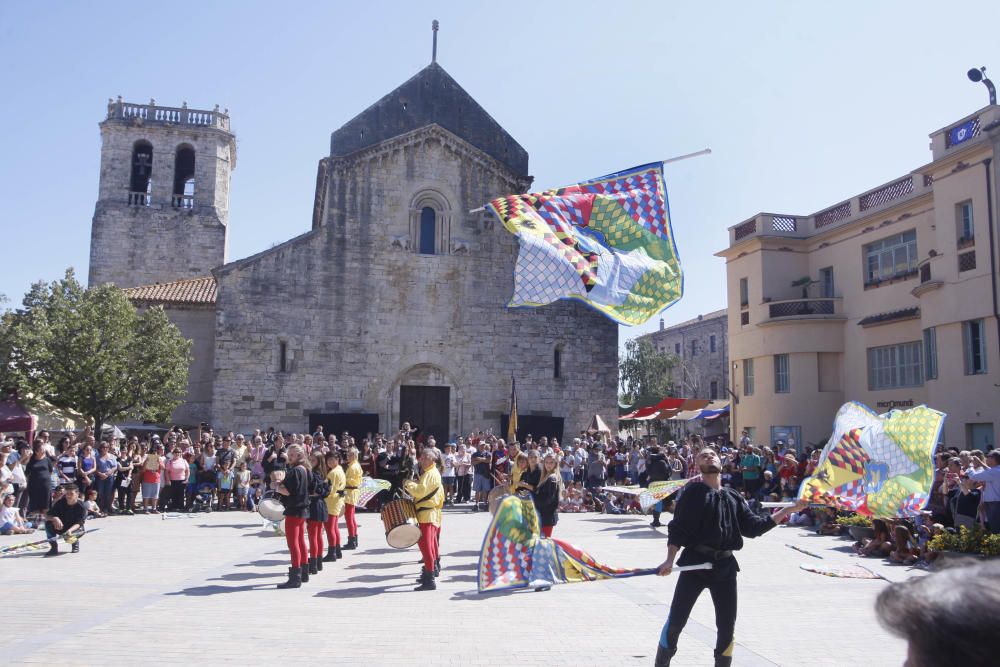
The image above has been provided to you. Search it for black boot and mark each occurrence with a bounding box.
[276,567,301,589]
[434,557,441,577]
[654,644,676,667]
[71,541,80,554]
[342,536,357,550]
[335,544,343,559]
[713,652,732,667]
[44,541,59,557]
[300,564,310,583]
[323,546,336,562]
[650,512,663,528]
[315,556,323,572]
[414,567,437,591]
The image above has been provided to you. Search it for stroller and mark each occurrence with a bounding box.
[190,481,216,513]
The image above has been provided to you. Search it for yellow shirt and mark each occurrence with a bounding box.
[324,465,346,516]
[404,464,444,527]
[344,461,363,506]
[508,452,523,493]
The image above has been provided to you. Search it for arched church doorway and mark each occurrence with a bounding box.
[399,385,450,444]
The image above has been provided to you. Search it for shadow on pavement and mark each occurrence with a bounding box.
[444,574,478,583]
[614,529,667,540]
[442,550,480,558]
[235,559,288,567]
[314,584,412,598]
[450,588,529,601]
[196,523,259,529]
[166,584,272,596]
[346,561,404,570]
[442,562,478,571]
[582,517,644,524]
[209,571,284,581]
[345,573,406,583]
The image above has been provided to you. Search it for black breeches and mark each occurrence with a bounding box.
[660,562,738,660]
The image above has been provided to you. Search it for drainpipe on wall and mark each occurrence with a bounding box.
[984,158,1000,358]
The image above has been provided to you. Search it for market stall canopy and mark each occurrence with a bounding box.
[21,395,87,432]
[620,398,713,421]
[0,395,34,435]
[585,414,612,433]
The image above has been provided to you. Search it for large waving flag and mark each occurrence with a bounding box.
[798,402,944,518]
[478,494,655,592]
[357,477,392,508]
[486,162,682,326]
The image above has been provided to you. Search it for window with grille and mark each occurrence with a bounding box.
[867,341,922,390]
[864,230,917,284]
[963,319,987,375]
[740,311,749,326]
[774,354,789,393]
[710,335,717,353]
[674,342,680,355]
[743,359,755,396]
[958,250,976,272]
[691,340,698,357]
[739,278,749,307]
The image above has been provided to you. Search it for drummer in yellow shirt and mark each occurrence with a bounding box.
[322,450,347,562]
[342,448,363,550]
[404,447,444,591]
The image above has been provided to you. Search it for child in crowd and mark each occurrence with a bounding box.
[441,444,456,506]
[1,493,34,534]
[235,461,250,511]
[217,462,235,511]
[248,475,263,512]
[83,489,104,518]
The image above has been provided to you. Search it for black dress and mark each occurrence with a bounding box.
[306,471,329,523]
[25,455,54,513]
[534,473,560,528]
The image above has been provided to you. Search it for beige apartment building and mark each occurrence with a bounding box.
[718,104,1000,452]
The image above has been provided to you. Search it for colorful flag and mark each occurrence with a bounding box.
[507,375,518,444]
[486,162,682,326]
[357,477,392,508]
[798,402,944,518]
[0,528,96,558]
[639,478,697,512]
[477,494,654,593]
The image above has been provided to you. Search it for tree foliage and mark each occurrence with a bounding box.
[618,337,677,406]
[4,269,191,435]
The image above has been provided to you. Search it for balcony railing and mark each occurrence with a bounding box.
[128,191,151,207]
[106,97,230,131]
[766,297,839,320]
[171,194,194,209]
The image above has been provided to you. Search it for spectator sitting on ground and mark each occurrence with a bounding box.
[889,523,919,565]
[1,492,34,534]
[83,489,104,518]
[856,518,894,557]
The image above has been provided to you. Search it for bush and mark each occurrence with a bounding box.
[835,513,873,527]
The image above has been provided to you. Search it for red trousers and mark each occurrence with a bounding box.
[284,516,307,567]
[324,515,341,546]
[307,520,324,558]
[541,525,553,538]
[345,504,358,537]
[418,523,440,571]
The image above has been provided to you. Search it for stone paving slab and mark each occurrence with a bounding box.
[1,507,913,666]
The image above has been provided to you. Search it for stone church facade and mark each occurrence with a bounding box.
[89,63,618,442]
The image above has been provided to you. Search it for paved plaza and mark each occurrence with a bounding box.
[2,507,914,666]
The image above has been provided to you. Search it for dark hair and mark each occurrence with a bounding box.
[62,483,79,493]
[987,449,1000,464]
[876,560,1000,666]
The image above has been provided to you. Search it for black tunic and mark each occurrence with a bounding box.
[521,467,541,492]
[646,453,671,482]
[306,470,329,523]
[279,465,309,519]
[25,455,54,513]
[534,473,560,527]
[47,497,86,533]
[667,482,775,566]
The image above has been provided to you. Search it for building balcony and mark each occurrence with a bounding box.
[760,297,844,324]
[105,97,230,131]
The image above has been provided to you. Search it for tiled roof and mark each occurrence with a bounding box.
[123,276,216,305]
[857,307,919,327]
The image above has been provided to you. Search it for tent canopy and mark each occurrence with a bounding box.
[585,414,612,433]
[0,396,34,434]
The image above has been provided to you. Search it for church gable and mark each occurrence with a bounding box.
[329,63,528,176]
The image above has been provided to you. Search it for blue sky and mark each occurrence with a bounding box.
[1,1,998,346]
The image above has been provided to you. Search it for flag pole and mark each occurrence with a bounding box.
[468,148,711,214]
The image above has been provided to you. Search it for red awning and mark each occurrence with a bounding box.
[0,396,36,435]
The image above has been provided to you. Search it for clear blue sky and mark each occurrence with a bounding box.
[1,1,998,347]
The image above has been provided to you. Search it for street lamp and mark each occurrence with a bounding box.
[967,67,997,105]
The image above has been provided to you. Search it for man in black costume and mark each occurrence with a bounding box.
[654,448,806,667]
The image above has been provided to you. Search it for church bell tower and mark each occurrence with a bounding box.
[88,97,236,289]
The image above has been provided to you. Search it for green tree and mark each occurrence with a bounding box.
[6,269,191,435]
[619,337,677,406]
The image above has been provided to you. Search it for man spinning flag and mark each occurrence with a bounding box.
[654,448,806,667]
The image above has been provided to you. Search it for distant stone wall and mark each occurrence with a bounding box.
[642,313,729,399]
[211,126,618,437]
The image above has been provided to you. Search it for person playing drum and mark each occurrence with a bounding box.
[274,444,310,589]
[342,447,363,550]
[322,451,346,562]
[404,447,444,592]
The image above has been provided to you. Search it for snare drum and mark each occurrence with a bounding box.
[380,498,420,549]
[257,491,285,522]
[488,485,509,515]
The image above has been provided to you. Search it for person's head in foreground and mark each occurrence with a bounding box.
[875,559,1000,667]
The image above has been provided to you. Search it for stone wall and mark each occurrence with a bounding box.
[135,303,216,427]
[89,116,233,289]
[211,126,618,438]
